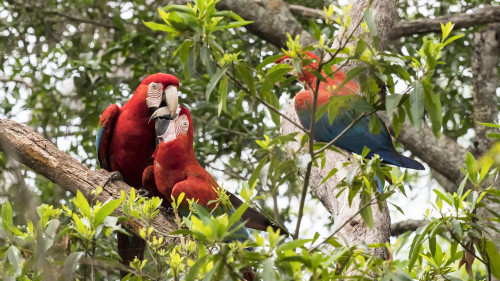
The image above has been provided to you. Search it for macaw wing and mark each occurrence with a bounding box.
[302,110,424,169]
[171,169,219,208]
[226,191,290,236]
[96,104,120,171]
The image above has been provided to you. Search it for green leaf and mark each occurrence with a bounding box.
[262,258,276,281]
[186,255,208,281]
[440,22,453,41]
[63,252,84,281]
[7,246,23,276]
[74,191,91,218]
[476,122,500,128]
[360,192,374,228]
[142,21,175,32]
[277,238,311,252]
[465,152,478,183]
[423,80,441,137]
[93,199,121,228]
[1,202,13,232]
[337,66,367,91]
[409,81,424,128]
[248,155,269,188]
[368,114,381,135]
[320,168,338,185]
[257,54,287,70]
[228,202,248,228]
[385,94,404,115]
[486,240,500,279]
[217,77,228,116]
[236,64,255,95]
[364,8,378,37]
[206,67,227,101]
[213,20,253,31]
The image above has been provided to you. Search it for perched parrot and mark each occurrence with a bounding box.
[145,106,287,281]
[96,73,180,271]
[145,106,286,233]
[275,52,424,173]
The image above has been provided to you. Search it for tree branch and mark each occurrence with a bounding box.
[390,219,427,236]
[471,23,500,156]
[259,1,500,40]
[390,6,500,39]
[0,118,178,239]
[0,76,33,88]
[217,0,317,47]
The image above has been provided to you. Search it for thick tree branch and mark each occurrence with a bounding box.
[390,6,500,39]
[0,118,178,239]
[390,219,427,236]
[217,0,317,48]
[471,24,500,156]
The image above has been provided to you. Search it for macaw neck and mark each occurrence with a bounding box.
[156,136,198,170]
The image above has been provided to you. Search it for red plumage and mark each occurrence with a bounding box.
[96,73,179,272]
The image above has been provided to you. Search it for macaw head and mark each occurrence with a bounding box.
[139,73,179,119]
[150,106,193,147]
[274,51,320,83]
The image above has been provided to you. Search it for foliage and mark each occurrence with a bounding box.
[1,0,500,280]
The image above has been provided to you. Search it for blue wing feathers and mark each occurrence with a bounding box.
[298,109,424,170]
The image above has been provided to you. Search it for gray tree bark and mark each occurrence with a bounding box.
[471,24,500,281]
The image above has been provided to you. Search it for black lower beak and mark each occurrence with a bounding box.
[155,118,170,137]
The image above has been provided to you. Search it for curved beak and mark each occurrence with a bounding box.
[149,106,172,124]
[164,85,178,120]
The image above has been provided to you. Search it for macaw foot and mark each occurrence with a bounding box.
[240,267,255,281]
[102,171,123,188]
[137,189,151,198]
[159,205,174,217]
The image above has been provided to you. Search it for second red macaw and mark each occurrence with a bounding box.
[144,106,286,233]
[275,52,424,172]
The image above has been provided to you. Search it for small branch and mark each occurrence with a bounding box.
[6,0,116,29]
[0,76,33,88]
[390,219,427,236]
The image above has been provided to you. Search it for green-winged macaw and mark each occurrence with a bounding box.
[146,106,287,281]
[275,52,424,190]
[96,73,179,271]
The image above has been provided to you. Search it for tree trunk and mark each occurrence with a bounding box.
[281,0,396,259]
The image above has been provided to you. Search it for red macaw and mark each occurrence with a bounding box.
[96,73,179,271]
[146,106,288,281]
[145,106,286,233]
[275,52,424,172]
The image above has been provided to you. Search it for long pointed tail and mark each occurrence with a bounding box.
[117,232,146,277]
[377,151,425,170]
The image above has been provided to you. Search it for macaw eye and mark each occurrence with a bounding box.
[283,58,292,64]
[149,83,161,91]
[181,120,189,130]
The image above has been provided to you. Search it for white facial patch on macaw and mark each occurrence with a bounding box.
[159,114,189,143]
[146,82,163,108]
